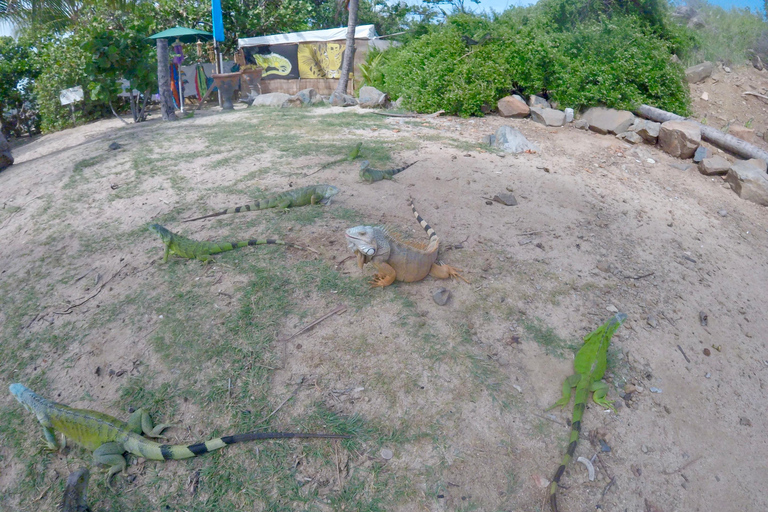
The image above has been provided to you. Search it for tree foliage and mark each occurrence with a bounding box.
[0,35,41,116]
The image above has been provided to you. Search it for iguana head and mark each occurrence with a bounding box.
[9,383,38,414]
[359,160,370,170]
[316,184,339,204]
[148,223,173,242]
[345,226,379,267]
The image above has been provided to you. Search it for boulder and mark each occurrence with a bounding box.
[497,95,530,118]
[693,146,708,163]
[725,161,768,206]
[574,119,590,130]
[685,61,714,83]
[658,121,701,159]
[0,132,13,171]
[698,156,730,176]
[564,108,574,123]
[358,86,388,108]
[283,89,317,107]
[747,158,767,172]
[528,95,550,108]
[728,125,755,143]
[629,119,660,144]
[529,107,566,127]
[582,107,635,135]
[616,131,643,144]
[330,92,358,107]
[252,93,292,107]
[492,126,540,154]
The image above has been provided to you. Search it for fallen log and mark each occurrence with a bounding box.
[635,104,768,164]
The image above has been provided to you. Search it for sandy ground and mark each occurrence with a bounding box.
[1,67,767,512]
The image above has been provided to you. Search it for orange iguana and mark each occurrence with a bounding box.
[344,199,468,287]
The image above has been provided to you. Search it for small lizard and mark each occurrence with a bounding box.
[310,142,363,174]
[10,384,348,484]
[149,224,313,263]
[359,160,418,184]
[184,184,339,222]
[547,313,626,512]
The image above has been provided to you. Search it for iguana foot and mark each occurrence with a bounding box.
[370,273,396,287]
[430,262,469,283]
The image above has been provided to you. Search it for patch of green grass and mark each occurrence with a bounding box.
[65,153,111,189]
[521,317,574,357]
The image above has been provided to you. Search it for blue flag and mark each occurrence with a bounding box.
[212,0,225,42]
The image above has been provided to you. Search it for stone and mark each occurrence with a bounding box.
[358,86,388,108]
[482,134,495,146]
[747,158,767,172]
[698,155,730,175]
[753,54,764,71]
[701,91,709,101]
[693,146,708,163]
[582,107,635,135]
[492,193,518,206]
[108,142,122,151]
[529,107,566,127]
[724,66,732,73]
[629,119,661,144]
[616,131,643,144]
[685,61,714,83]
[728,125,755,143]
[0,132,13,171]
[329,92,358,107]
[658,120,701,159]
[513,94,525,103]
[492,126,540,154]
[497,95,530,118]
[574,119,589,130]
[433,287,451,306]
[725,161,768,206]
[528,95,550,108]
[252,92,292,107]
[564,108,574,123]
[294,88,318,106]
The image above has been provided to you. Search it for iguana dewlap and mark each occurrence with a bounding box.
[344,200,467,287]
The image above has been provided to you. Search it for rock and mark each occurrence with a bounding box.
[726,161,768,205]
[293,88,319,106]
[739,416,752,427]
[747,158,767,172]
[497,95,530,118]
[752,54,764,71]
[701,91,709,101]
[0,132,12,171]
[564,108,574,123]
[685,61,714,83]
[482,134,495,145]
[529,107,565,127]
[658,121,701,159]
[629,119,661,144]
[717,209,728,217]
[582,107,634,135]
[528,95,550,108]
[616,131,643,144]
[729,125,755,143]
[492,126,540,154]
[433,287,451,306]
[492,193,518,206]
[252,92,292,107]
[108,142,122,151]
[647,315,658,328]
[329,92,358,107]
[698,155,731,176]
[606,304,619,313]
[724,66,731,73]
[693,146,708,163]
[393,97,404,109]
[574,119,589,130]
[358,86,388,108]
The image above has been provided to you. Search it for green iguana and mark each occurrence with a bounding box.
[359,160,418,184]
[9,383,348,484]
[310,142,362,174]
[344,199,468,287]
[547,313,627,512]
[149,224,312,263]
[61,467,91,512]
[183,184,339,222]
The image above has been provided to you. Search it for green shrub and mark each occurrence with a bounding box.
[682,4,767,65]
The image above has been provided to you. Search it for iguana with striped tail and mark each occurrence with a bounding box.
[149,224,314,263]
[547,313,627,512]
[183,184,339,222]
[344,199,468,287]
[359,160,418,184]
[9,384,348,485]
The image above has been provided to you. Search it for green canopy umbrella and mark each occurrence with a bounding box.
[148,27,214,113]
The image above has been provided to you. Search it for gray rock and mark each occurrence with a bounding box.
[718,209,728,217]
[0,132,12,171]
[729,125,755,143]
[492,193,518,206]
[433,287,451,306]
[659,121,701,159]
[252,93,292,107]
[582,107,635,135]
[752,54,764,71]
[574,119,590,130]
[295,88,319,106]
[108,142,122,151]
[616,131,644,144]
[330,92,358,107]
[497,95,530,118]
[393,97,404,109]
[693,146,708,163]
[629,119,661,144]
[564,108,574,123]
[747,158,767,172]
[698,155,731,175]
[724,66,732,73]
[492,126,540,154]
[358,86,388,108]
[685,61,714,83]
[528,95,550,108]
[725,161,768,205]
[529,107,566,127]
[482,134,495,145]
[670,163,695,171]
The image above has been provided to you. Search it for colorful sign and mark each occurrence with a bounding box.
[297,42,346,79]
[243,44,299,80]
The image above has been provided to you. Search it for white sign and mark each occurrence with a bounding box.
[59,86,84,106]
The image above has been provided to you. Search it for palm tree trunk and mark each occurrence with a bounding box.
[334,0,358,97]
[156,38,177,121]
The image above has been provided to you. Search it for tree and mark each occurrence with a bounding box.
[0,35,41,129]
[156,38,176,121]
[333,0,358,99]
